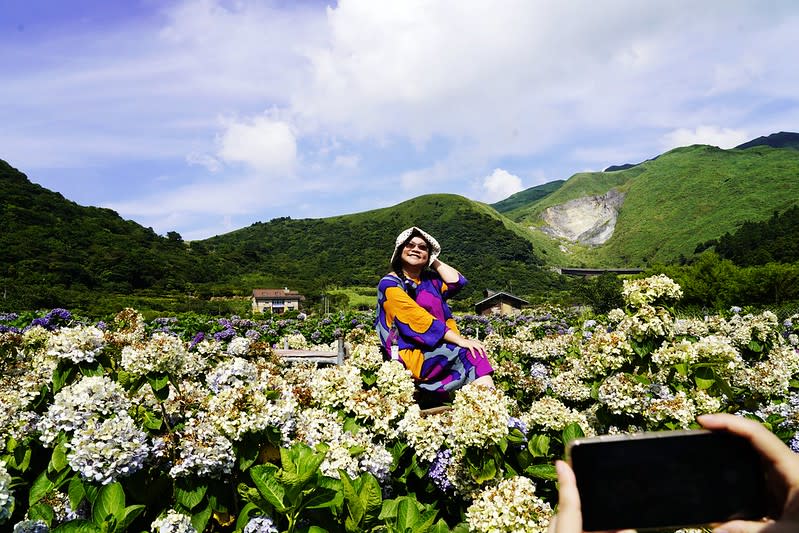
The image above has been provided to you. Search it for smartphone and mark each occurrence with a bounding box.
[567,429,770,531]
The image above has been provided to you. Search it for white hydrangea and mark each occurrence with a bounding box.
[38,375,131,446]
[169,415,235,479]
[308,364,363,410]
[597,373,650,415]
[226,336,251,357]
[243,515,279,533]
[205,385,297,442]
[396,405,448,463]
[550,370,592,402]
[46,325,105,364]
[622,275,683,307]
[65,413,150,484]
[522,397,593,435]
[466,476,553,533]
[643,391,696,428]
[280,333,308,350]
[448,384,510,451]
[0,460,13,524]
[292,408,392,481]
[206,357,257,393]
[12,520,49,533]
[121,332,206,377]
[151,510,197,533]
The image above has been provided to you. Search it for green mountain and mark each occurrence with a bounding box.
[200,194,561,300]
[735,131,799,150]
[504,142,799,267]
[490,180,565,213]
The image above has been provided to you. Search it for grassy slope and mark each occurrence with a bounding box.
[502,145,799,267]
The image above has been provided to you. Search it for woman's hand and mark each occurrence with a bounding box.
[549,460,583,533]
[698,413,799,533]
[443,330,487,359]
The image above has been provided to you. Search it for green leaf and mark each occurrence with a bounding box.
[561,423,585,450]
[175,480,207,511]
[359,473,383,523]
[234,502,260,531]
[49,442,69,473]
[51,520,102,533]
[68,476,87,512]
[52,362,76,393]
[395,498,421,530]
[250,464,287,513]
[429,519,451,533]
[339,470,364,524]
[9,442,32,472]
[748,339,763,353]
[93,482,125,526]
[191,503,213,533]
[303,487,341,510]
[378,497,399,520]
[118,505,146,532]
[148,372,170,392]
[524,463,558,480]
[27,502,55,523]
[527,434,550,458]
[29,470,55,505]
[694,366,715,390]
[141,409,163,431]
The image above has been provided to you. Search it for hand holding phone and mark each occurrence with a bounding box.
[550,415,799,533]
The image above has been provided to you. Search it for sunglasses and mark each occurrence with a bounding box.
[404,241,429,252]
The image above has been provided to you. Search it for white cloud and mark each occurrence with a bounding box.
[481,168,524,203]
[661,126,750,151]
[333,154,360,169]
[217,116,297,174]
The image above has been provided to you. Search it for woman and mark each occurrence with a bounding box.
[375,226,494,405]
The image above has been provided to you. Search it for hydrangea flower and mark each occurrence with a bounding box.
[65,413,150,484]
[466,476,552,533]
[46,325,105,364]
[13,520,49,533]
[243,515,279,533]
[0,460,13,524]
[151,510,197,533]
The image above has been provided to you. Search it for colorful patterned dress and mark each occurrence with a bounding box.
[375,271,494,397]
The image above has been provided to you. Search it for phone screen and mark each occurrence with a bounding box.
[568,430,769,531]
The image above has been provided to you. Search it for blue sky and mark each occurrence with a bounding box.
[2,0,798,240]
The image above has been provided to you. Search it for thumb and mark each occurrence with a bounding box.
[714,519,783,533]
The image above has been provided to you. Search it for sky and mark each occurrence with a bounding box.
[2,0,798,240]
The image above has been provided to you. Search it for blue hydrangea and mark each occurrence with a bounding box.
[427,449,454,492]
[243,515,279,533]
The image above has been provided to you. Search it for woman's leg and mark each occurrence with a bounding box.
[472,374,495,388]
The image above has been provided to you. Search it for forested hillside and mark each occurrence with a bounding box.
[696,205,799,266]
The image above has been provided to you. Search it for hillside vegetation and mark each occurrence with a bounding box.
[507,144,799,266]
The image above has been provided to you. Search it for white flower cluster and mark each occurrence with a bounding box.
[522,397,592,434]
[65,413,150,484]
[503,332,574,362]
[449,384,511,450]
[597,373,650,415]
[346,361,415,437]
[206,357,257,393]
[720,311,781,351]
[575,329,632,378]
[243,515,279,533]
[38,375,131,446]
[621,274,683,308]
[396,405,448,463]
[0,460,13,524]
[205,385,297,442]
[549,370,592,402]
[169,415,235,478]
[293,408,392,481]
[46,325,106,364]
[466,476,552,533]
[347,341,384,372]
[280,333,309,350]
[308,364,364,411]
[733,345,799,397]
[151,509,197,533]
[12,520,49,533]
[615,305,675,341]
[121,332,206,377]
[107,308,146,345]
[226,336,251,357]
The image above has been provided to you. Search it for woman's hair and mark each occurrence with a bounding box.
[391,228,430,277]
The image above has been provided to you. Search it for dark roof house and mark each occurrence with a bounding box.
[474,289,529,316]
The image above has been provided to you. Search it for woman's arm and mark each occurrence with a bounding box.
[430,258,461,285]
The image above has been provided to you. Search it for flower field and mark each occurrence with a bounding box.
[1,274,799,533]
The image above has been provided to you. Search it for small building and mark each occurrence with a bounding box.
[252,288,304,314]
[474,289,529,316]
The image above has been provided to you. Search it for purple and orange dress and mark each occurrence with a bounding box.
[375,271,493,397]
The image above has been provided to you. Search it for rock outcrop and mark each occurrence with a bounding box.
[537,189,624,246]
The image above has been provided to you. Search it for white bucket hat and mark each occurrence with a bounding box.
[390,226,441,267]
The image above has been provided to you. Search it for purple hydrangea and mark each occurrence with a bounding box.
[427,449,454,492]
[214,327,236,342]
[245,329,261,340]
[0,312,18,322]
[189,332,205,350]
[508,416,529,437]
